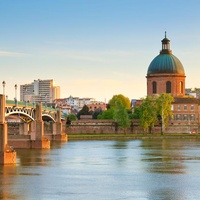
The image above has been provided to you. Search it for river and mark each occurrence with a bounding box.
[0,139,200,200]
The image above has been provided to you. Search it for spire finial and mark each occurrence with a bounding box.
[165,31,167,38]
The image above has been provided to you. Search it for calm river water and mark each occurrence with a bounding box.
[1,139,200,200]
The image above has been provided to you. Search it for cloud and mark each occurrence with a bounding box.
[48,49,135,64]
[0,50,27,57]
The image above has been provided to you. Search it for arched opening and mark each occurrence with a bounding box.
[166,81,171,93]
[180,81,183,93]
[152,81,157,94]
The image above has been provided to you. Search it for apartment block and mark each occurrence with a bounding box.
[20,79,60,103]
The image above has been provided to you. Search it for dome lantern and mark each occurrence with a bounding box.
[160,31,172,54]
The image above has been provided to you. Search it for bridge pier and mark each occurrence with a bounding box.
[19,123,29,135]
[53,109,68,142]
[0,95,16,164]
[31,103,50,149]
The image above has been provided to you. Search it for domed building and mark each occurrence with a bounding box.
[146,32,186,97]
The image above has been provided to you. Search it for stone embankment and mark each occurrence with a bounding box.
[66,119,199,135]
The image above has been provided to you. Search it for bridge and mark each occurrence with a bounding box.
[5,100,58,123]
[0,94,67,165]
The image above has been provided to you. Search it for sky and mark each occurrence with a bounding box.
[1,0,200,103]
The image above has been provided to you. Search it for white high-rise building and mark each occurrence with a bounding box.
[20,79,60,103]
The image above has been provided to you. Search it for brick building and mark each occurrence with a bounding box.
[146,32,186,97]
[146,33,200,133]
[87,101,107,112]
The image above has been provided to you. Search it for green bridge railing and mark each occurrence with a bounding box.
[6,100,57,112]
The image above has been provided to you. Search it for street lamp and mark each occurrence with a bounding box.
[2,81,6,95]
[14,84,17,101]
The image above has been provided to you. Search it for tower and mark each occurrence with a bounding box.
[146,32,186,97]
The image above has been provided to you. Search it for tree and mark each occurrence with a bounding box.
[108,94,131,110]
[137,94,174,134]
[139,96,158,133]
[129,106,141,119]
[97,108,114,119]
[156,93,174,133]
[77,105,90,119]
[66,113,77,126]
[92,108,103,119]
[68,113,77,121]
[113,99,130,133]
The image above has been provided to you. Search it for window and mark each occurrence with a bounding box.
[191,105,194,111]
[176,114,181,120]
[184,105,187,111]
[166,81,171,93]
[152,81,157,94]
[180,81,183,93]
[190,115,195,120]
[183,114,188,120]
[171,105,174,111]
[177,105,181,111]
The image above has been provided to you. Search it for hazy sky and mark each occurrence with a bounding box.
[1,0,200,102]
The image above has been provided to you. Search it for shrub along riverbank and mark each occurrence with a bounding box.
[68,133,200,141]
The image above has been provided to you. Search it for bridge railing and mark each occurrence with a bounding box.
[6,100,57,112]
[5,100,67,120]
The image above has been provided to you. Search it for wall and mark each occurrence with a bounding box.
[66,119,199,134]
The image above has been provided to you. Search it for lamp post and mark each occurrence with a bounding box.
[14,84,17,101]
[15,84,17,106]
[2,81,6,95]
[32,89,34,104]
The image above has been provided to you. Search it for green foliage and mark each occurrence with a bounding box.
[139,96,157,133]
[68,113,77,121]
[66,113,77,126]
[113,99,130,131]
[108,94,131,110]
[92,108,103,119]
[97,108,114,119]
[156,93,174,131]
[129,106,141,119]
[136,94,174,133]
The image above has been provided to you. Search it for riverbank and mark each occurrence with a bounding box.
[68,133,200,140]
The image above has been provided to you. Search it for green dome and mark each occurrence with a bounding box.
[147,54,185,75]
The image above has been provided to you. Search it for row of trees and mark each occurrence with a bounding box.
[134,94,174,133]
[66,93,174,133]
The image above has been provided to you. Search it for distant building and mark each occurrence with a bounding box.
[131,99,142,108]
[20,79,60,103]
[64,96,95,111]
[185,88,200,98]
[87,101,107,111]
[54,96,106,115]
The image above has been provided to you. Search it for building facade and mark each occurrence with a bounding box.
[20,79,60,103]
[146,33,200,133]
[54,96,107,115]
[185,88,200,99]
[146,32,186,97]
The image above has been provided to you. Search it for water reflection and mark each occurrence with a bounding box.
[0,139,200,200]
[140,139,200,174]
[16,149,51,167]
